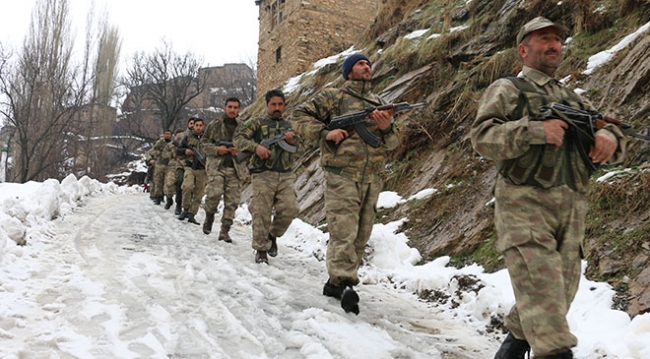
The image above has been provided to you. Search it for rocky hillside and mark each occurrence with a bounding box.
[242,0,650,317]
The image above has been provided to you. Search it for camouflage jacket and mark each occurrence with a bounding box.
[201,116,248,180]
[471,66,626,193]
[293,80,400,183]
[234,114,296,173]
[176,131,206,170]
[148,136,166,161]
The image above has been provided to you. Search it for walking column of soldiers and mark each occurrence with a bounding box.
[144,25,625,356]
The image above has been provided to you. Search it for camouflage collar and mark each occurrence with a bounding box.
[522,65,558,87]
[342,80,372,96]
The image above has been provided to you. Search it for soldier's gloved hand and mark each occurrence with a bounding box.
[255,145,271,160]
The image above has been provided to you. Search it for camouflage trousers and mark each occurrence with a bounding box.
[249,171,298,251]
[324,171,381,287]
[147,166,155,197]
[495,178,586,356]
[175,168,185,204]
[181,167,207,215]
[163,165,176,198]
[153,163,167,197]
[204,166,241,227]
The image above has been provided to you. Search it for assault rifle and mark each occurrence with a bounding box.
[537,102,650,142]
[326,101,429,147]
[189,146,206,168]
[218,141,234,148]
[234,130,297,163]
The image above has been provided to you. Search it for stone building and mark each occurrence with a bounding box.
[255,0,378,96]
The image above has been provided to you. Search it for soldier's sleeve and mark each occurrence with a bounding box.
[470,78,547,161]
[176,135,189,156]
[150,139,164,159]
[233,118,260,153]
[293,90,335,142]
[201,121,219,157]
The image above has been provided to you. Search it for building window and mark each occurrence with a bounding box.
[270,0,284,31]
[276,46,282,63]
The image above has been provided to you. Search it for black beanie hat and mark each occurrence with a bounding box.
[341,53,371,80]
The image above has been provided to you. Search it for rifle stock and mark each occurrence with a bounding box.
[327,101,429,147]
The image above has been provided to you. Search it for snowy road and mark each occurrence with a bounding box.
[1,193,497,358]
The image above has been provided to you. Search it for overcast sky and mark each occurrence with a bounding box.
[0,0,260,69]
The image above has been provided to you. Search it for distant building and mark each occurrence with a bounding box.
[255,0,378,95]
[189,64,256,110]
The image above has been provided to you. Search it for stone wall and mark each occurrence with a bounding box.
[256,0,378,96]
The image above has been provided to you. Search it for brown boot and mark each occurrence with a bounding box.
[255,250,268,264]
[218,223,232,243]
[203,212,215,235]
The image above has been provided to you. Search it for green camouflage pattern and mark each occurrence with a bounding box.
[163,165,176,198]
[181,168,207,215]
[201,116,248,222]
[234,115,297,173]
[471,66,626,193]
[178,131,206,170]
[324,171,381,286]
[496,180,584,356]
[472,66,627,356]
[293,81,400,183]
[249,171,298,251]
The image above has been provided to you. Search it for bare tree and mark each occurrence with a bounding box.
[120,42,206,141]
[70,6,122,178]
[0,0,86,183]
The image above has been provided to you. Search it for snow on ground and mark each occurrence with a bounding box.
[0,175,649,358]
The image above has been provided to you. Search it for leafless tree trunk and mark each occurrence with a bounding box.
[0,0,86,183]
[120,42,206,141]
[70,5,122,178]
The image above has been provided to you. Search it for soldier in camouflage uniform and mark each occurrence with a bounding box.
[173,119,195,215]
[176,118,207,225]
[293,53,399,315]
[201,97,249,242]
[234,89,299,265]
[149,130,173,205]
[471,17,627,359]
[163,130,182,210]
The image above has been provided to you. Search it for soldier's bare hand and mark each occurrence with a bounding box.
[255,145,271,159]
[228,148,240,155]
[369,109,391,130]
[542,119,568,146]
[326,129,349,145]
[590,132,617,164]
[217,145,229,156]
[284,131,296,145]
[184,149,194,156]
[149,159,155,166]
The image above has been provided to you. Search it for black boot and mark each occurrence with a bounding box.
[494,332,531,359]
[323,280,344,299]
[178,209,188,221]
[340,283,359,315]
[255,250,268,264]
[203,212,215,234]
[164,196,173,210]
[187,214,200,225]
[268,234,278,257]
[218,223,232,243]
[174,203,182,216]
[153,196,162,205]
